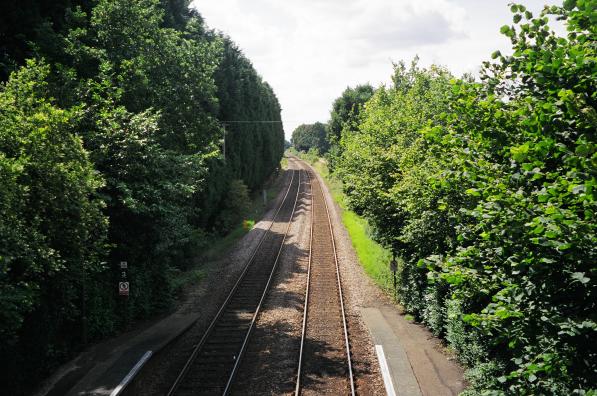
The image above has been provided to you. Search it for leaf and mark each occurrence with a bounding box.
[570,184,586,194]
[545,230,558,238]
[563,0,576,10]
[511,144,530,162]
[537,193,549,203]
[532,225,545,234]
[575,144,591,156]
[557,242,572,251]
[571,272,589,284]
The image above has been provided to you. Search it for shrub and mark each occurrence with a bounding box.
[335,2,596,393]
[215,179,250,234]
[0,60,108,390]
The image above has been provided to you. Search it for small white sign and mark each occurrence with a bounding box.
[120,261,128,269]
[119,281,129,296]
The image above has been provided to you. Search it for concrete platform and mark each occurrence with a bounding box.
[360,306,465,396]
[41,312,199,396]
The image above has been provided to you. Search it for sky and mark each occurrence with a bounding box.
[191,0,563,139]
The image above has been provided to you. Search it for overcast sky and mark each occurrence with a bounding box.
[191,0,562,139]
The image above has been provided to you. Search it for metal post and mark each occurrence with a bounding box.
[390,252,397,295]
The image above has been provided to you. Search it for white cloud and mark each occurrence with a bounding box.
[191,0,562,138]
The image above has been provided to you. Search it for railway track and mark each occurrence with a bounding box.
[295,165,355,395]
[167,158,355,395]
[167,162,303,396]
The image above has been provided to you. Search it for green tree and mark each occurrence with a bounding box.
[291,122,329,153]
[0,60,108,391]
[326,84,374,169]
[335,1,596,393]
[0,0,285,392]
[327,84,375,144]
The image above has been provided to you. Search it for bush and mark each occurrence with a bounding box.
[335,2,596,393]
[215,179,250,234]
[0,60,108,391]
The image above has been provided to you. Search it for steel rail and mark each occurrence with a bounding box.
[294,159,355,396]
[294,167,313,395]
[167,161,301,396]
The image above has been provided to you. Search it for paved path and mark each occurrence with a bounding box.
[361,305,465,396]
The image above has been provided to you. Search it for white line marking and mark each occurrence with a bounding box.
[376,344,397,396]
[110,350,153,396]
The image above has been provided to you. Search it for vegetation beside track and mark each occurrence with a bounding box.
[293,2,596,394]
[0,1,284,393]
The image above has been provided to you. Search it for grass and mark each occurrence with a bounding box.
[290,150,397,298]
[341,210,395,294]
[201,225,251,262]
[171,268,206,294]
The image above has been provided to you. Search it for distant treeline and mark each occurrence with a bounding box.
[315,2,595,395]
[0,0,283,393]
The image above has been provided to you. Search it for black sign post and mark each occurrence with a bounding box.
[118,261,130,329]
[390,252,397,296]
[119,261,129,297]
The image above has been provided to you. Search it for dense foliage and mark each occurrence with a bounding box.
[214,38,284,193]
[325,84,374,170]
[335,2,596,394]
[0,0,283,393]
[291,122,329,153]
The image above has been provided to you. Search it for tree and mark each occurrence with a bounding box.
[335,1,596,393]
[0,0,285,392]
[0,60,108,390]
[0,0,95,81]
[326,84,374,169]
[327,84,374,144]
[291,122,329,153]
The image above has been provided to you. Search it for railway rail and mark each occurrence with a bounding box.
[294,165,355,395]
[167,162,303,396]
